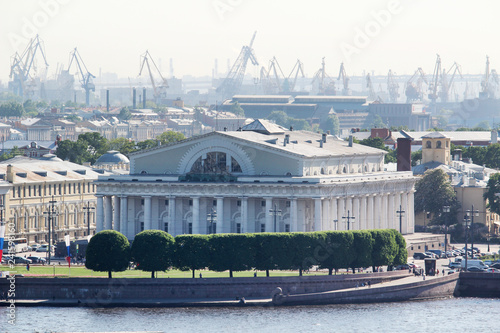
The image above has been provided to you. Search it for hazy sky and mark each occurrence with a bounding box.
[1,0,499,83]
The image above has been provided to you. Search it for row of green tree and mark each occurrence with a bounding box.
[266,110,340,135]
[86,229,407,278]
[56,130,185,164]
[452,143,500,170]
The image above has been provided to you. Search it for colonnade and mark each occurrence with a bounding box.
[95,190,414,239]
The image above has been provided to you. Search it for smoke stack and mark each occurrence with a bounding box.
[285,134,290,144]
[322,133,327,143]
[348,135,353,147]
[143,88,147,109]
[133,88,136,109]
[320,140,323,148]
[106,89,110,111]
[397,137,412,171]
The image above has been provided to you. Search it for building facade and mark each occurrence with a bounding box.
[0,155,109,244]
[95,119,417,239]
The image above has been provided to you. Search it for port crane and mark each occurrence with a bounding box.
[439,61,463,103]
[138,50,169,104]
[405,67,428,102]
[480,56,499,99]
[337,62,351,95]
[9,34,48,99]
[282,59,304,93]
[216,31,259,100]
[428,54,441,104]
[67,47,95,106]
[260,57,285,94]
[366,73,376,100]
[387,70,400,103]
[311,57,335,95]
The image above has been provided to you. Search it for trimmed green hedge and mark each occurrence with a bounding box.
[106,229,405,278]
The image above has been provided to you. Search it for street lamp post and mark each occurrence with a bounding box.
[465,206,479,258]
[463,214,470,271]
[43,196,57,265]
[342,210,355,231]
[442,205,450,258]
[269,204,282,233]
[333,219,338,231]
[207,208,217,234]
[83,201,95,237]
[396,205,405,234]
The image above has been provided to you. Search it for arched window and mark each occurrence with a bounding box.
[190,152,227,174]
[231,157,242,173]
[426,141,432,148]
[436,141,442,148]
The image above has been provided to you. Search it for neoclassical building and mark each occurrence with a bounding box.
[0,155,110,244]
[95,120,417,238]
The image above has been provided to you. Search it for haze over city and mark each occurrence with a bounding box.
[1,0,499,83]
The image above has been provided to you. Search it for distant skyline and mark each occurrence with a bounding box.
[1,0,499,84]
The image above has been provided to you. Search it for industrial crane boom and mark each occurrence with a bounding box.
[139,50,169,104]
[68,47,95,106]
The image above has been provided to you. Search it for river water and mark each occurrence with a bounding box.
[2,298,499,333]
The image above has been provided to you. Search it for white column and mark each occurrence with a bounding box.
[337,198,345,230]
[192,196,200,234]
[241,197,248,233]
[375,195,382,229]
[322,198,330,231]
[408,191,415,233]
[290,198,298,232]
[367,195,374,230]
[359,195,367,230]
[353,197,360,230]
[96,195,104,232]
[105,196,113,230]
[330,198,338,230]
[143,196,152,230]
[389,194,395,230]
[265,198,273,233]
[113,196,120,231]
[344,197,353,230]
[401,193,408,234]
[216,197,224,234]
[314,197,322,231]
[382,194,389,229]
[120,196,127,236]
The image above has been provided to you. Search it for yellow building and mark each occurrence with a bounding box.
[0,155,110,245]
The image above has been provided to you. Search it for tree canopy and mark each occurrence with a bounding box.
[414,168,460,224]
[174,234,210,278]
[85,230,130,278]
[484,173,500,217]
[131,230,175,278]
[0,101,24,117]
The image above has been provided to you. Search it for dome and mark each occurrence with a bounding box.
[40,154,63,162]
[95,150,130,165]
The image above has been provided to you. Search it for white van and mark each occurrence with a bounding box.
[460,259,488,270]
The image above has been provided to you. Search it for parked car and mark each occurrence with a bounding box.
[449,262,462,269]
[425,252,438,259]
[484,260,493,266]
[490,263,500,269]
[27,256,46,264]
[13,256,32,264]
[485,268,497,273]
[394,264,410,270]
[429,250,445,258]
[413,252,432,260]
[30,244,41,251]
[36,245,49,252]
[467,266,485,272]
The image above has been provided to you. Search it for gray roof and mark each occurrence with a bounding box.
[421,132,448,139]
[95,151,130,165]
[241,119,286,134]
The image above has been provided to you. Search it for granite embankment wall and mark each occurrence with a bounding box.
[1,271,408,303]
[456,272,500,297]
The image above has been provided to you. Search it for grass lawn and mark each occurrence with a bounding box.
[0,264,332,278]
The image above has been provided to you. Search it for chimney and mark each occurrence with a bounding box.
[397,138,412,171]
[143,88,147,109]
[223,127,227,132]
[106,89,110,112]
[6,164,14,183]
[133,88,137,109]
[327,130,330,135]
[320,140,323,148]
[322,133,327,143]
[348,135,353,147]
[285,134,290,144]
[289,126,293,131]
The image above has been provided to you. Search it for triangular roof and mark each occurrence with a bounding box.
[241,119,286,134]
